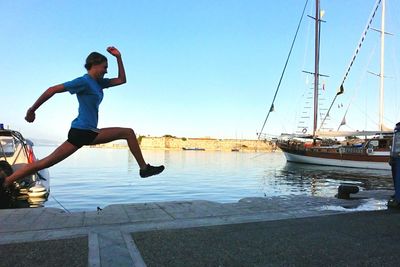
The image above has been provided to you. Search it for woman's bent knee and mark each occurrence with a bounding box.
[125,128,136,138]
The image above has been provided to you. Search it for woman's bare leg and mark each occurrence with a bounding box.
[92,127,147,169]
[3,141,79,186]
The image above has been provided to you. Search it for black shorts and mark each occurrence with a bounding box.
[67,128,99,148]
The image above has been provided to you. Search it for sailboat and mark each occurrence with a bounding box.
[262,0,395,170]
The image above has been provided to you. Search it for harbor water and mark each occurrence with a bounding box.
[19,146,395,211]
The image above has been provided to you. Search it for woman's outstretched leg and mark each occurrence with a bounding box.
[2,141,79,187]
[93,127,146,168]
[92,127,164,177]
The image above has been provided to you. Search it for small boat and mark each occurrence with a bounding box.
[182,147,205,151]
[0,126,50,207]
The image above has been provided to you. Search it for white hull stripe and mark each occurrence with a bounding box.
[283,152,391,170]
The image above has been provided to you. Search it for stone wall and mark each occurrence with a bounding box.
[140,136,274,151]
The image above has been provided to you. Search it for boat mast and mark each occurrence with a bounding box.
[379,0,385,131]
[313,0,321,140]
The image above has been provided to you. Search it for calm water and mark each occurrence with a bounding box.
[26,146,394,211]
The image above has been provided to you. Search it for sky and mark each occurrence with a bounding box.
[1,0,400,142]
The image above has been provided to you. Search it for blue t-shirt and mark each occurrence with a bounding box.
[63,74,110,130]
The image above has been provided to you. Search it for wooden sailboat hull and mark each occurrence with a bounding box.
[278,144,390,170]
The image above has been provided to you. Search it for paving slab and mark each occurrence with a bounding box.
[97,230,134,267]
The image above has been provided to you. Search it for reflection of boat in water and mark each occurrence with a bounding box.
[182,147,205,151]
[276,161,392,196]
[260,0,394,170]
[0,127,50,208]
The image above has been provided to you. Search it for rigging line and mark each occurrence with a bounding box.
[340,0,382,87]
[51,195,71,213]
[337,41,378,132]
[251,152,271,160]
[319,0,382,131]
[257,0,309,139]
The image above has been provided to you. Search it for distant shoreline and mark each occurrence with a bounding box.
[90,136,276,152]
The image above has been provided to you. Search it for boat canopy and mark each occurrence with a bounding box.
[315,130,393,138]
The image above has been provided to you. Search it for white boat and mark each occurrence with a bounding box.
[182,147,206,151]
[260,0,395,170]
[0,127,50,207]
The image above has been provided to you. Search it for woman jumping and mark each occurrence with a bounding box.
[1,46,164,192]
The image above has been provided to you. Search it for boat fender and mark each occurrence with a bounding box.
[29,185,46,193]
[28,191,47,198]
[28,184,47,198]
[336,185,359,199]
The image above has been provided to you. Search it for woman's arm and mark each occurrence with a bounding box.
[106,46,127,87]
[25,84,66,123]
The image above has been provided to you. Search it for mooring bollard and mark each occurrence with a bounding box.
[337,185,359,199]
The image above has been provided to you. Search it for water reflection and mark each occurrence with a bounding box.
[0,193,47,209]
[266,162,393,197]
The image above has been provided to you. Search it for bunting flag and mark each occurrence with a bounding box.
[320,10,325,19]
[337,84,344,95]
[340,116,346,126]
[269,104,275,112]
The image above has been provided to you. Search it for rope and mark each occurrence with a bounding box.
[258,0,309,139]
[51,195,71,213]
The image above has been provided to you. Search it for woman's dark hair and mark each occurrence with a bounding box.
[85,52,107,70]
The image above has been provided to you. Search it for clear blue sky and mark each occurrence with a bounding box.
[1,0,399,141]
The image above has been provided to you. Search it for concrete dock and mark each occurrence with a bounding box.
[0,190,399,266]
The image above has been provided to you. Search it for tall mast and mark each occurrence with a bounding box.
[379,0,385,131]
[313,0,321,138]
